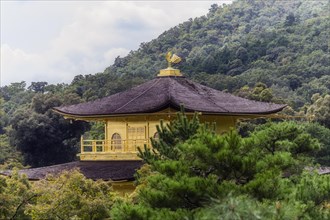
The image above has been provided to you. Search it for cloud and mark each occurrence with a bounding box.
[1,1,229,86]
[1,44,43,84]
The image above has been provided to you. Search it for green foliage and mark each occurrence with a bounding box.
[111,201,192,220]
[28,81,48,93]
[250,121,320,157]
[0,81,27,101]
[235,82,279,102]
[112,111,328,219]
[26,170,114,220]
[307,94,330,128]
[140,109,200,162]
[84,122,105,140]
[239,121,330,166]
[0,170,33,219]
[10,93,90,167]
[0,98,6,134]
[0,133,23,169]
[303,122,330,166]
[112,112,329,219]
[1,170,116,220]
[195,195,275,220]
[294,171,330,206]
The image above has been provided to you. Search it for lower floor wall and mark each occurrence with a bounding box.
[79,110,260,160]
[105,113,238,147]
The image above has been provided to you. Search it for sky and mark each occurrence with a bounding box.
[1,0,233,87]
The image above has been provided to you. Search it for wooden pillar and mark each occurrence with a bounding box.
[104,121,108,152]
[92,141,96,153]
[147,119,150,147]
[125,121,128,152]
[80,135,84,153]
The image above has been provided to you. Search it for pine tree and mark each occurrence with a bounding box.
[112,111,328,219]
[138,107,200,162]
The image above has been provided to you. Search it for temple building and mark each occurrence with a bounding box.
[53,53,286,162]
[2,54,288,193]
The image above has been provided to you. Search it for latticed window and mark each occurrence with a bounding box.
[111,133,122,150]
[128,126,145,140]
[136,127,145,139]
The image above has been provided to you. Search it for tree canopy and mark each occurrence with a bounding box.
[111,112,329,219]
[9,93,89,167]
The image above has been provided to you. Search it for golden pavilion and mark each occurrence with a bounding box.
[2,53,286,194]
[53,53,286,162]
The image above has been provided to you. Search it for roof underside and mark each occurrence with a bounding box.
[54,76,286,117]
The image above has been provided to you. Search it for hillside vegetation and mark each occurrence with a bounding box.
[0,0,329,167]
[72,0,330,107]
[1,0,330,218]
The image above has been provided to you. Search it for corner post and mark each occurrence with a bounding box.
[80,135,84,153]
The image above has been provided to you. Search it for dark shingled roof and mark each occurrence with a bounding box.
[1,164,329,182]
[1,161,143,181]
[54,76,286,117]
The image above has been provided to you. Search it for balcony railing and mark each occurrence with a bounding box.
[80,138,150,154]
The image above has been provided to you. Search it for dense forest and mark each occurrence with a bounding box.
[0,0,329,218]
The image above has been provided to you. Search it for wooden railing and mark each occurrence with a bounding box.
[80,137,150,154]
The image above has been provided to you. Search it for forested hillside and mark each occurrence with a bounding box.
[72,0,329,107]
[0,0,329,167]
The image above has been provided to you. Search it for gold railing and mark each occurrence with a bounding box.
[80,137,150,154]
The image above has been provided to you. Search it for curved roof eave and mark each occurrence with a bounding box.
[53,77,287,118]
[53,103,287,120]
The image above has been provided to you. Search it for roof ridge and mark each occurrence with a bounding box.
[168,78,173,104]
[198,85,230,112]
[183,78,230,112]
[113,78,161,112]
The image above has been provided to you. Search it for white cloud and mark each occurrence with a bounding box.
[1,44,42,83]
[1,1,232,86]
